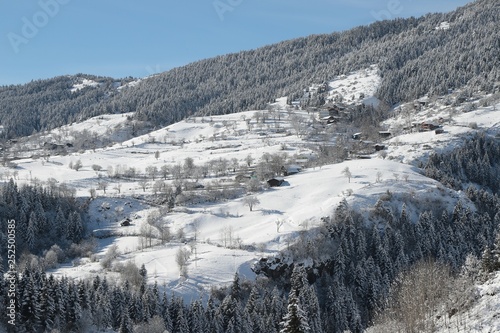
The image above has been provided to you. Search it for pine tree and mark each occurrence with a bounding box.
[139,264,148,295]
[38,276,56,331]
[230,272,242,301]
[65,281,82,332]
[95,292,113,331]
[218,294,237,331]
[119,309,133,333]
[176,305,190,333]
[325,283,348,333]
[67,211,83,242]
[54,206,67,239]
[280,290,311,333]
[51,275,67,331]
[190,299,206,333]
[161,290,173,332]
[491,229,500,271]
[205,295,223,333]
[302,285,323,333]
[26,211,38,251]
[19,275,41,332]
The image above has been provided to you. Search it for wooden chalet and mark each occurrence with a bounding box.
[267,178,285,187]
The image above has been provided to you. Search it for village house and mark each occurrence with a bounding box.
[281,165,302,176]
[267,178,285,187]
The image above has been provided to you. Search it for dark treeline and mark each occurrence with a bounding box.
[0,75,132,139]
[425,132,500,193]
[2,134,500,332]
[1,187,498,332]
[1,0,498,139]
[0,180,86,261]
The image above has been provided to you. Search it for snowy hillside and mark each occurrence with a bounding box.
[1,81,498,307]
[326,64,381,107]
[383,95,500,164]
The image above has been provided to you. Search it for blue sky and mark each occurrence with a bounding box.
[0,0,471,86]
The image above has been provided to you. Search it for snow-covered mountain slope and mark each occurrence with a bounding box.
[326,64,381,107]
[383,95,500,164]
[2,85,499,303]
[70,78,101,93]
[302,65,381,108]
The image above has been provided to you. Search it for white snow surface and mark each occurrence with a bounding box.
[326,64,381,107]
[436,21,451,30]
[70,78,101,92]
[383,97,500,164]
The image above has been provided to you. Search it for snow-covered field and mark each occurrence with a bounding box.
[384,97,500,163]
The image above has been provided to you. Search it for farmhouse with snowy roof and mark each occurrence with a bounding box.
[267,177,285,187]
[281,165,302,176]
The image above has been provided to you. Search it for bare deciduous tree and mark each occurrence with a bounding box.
[100,244,120,269]
[73,159,83,171]
[175,247,191,277]
[160,164,169,179]
[139,221,155,249]
[97,181,108,194]
[275,219,284,233]
[245,154,254,167]
[342,166,352,183]
[113,183,122,194]
[145,165,158,180]
[138,179,149,192]
[243,195,260,211]
[373,260,455,333]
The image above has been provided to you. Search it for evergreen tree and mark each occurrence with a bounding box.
[26,211,38,251]
[325,283,348,333]
[280,289,311,333]
[139,264,148,295]
[190,299,206,333]
[230,272,242,301]
[19,275,41,332]
[491,229,500,271]
[54,206,67,239]
[119,309,133,333]
[175,305,190,333]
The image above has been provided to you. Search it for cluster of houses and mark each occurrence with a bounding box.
[316,103,356,124]
[43,142,73,151]
[235,164,303,188]
[403,119,445,134]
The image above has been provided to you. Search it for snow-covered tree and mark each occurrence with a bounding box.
[280,290,310,333]
[342,166,352,183]
[243,195,260,211]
